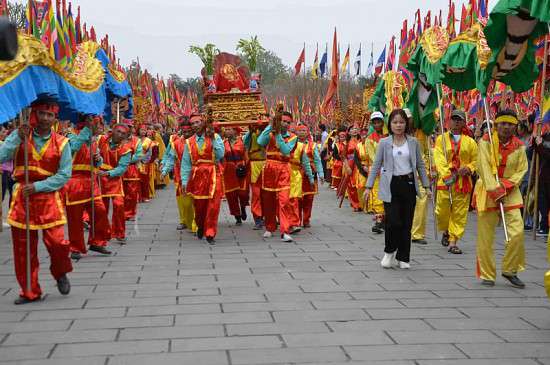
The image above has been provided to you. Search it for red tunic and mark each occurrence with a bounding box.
[223,139,247,193]
[65,137,102,206]
[98,135,131,198]
[123,136,141,182]
[8,132,69,229]
[262,133,296,191]
[185,135,222,199]
[171,135,186,196]
[302,141,318,196]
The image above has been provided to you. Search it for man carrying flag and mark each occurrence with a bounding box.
[475,110,527,288]
[0,101,73,304]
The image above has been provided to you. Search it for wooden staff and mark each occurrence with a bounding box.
[427,135,438,241]
[436,83,454,207]
[532,31,549,240]
[482,97,510,242]
[90,134,96,241]
[20,110,31,294]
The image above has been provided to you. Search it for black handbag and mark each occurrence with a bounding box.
[228,140,247,179]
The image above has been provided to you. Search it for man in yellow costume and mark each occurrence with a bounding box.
[364,112,386,234]
[434,110,478,254]
[474,110,527,288]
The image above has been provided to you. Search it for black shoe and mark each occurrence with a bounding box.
[441,232,450,247]
[481,279,495,287]
[197,227,204,240]
[241,206,247,221]
[412,239,428,245]
[177,224,186,231]
[70,252,82,261]
[206,237,216,245]
[303,223,311,228]
[89,245,112,255]
[502,274,525,288]
[372,222,383,234]
[56,275,71,295]
[253,219,264,230]
[116,237,127,245]
[536,229,548,237]
[524,225,533,232]
[290,226,301,234]
[14,296,42,305]
[235,217,243,226]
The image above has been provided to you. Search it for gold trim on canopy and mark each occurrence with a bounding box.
[420,26,450,64]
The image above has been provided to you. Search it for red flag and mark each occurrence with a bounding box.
[0,0,8,16]
[294,46,305,76]
[321,28,338,112]
[385,36,396,72]
[447,1,456,39]
[424,10,431,30]
[460,4,468,33]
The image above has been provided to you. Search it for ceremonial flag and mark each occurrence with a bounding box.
[321,28,338,112]
[447,1,456,39]
[385,36,395,72]
[460,4,468,33]
[0,0,8,16]
[543,92,550,124]
[354,44,361,77]
[415,9,422,38]
[478,0,488,18]
[400,20,408,49]
[366,44,374,77]
[75,5,81,43]
[312,44,319,80]
[320,44,328,77]
[341,45,350,74]
[424,10,431,30]
[374,46,386,76]
[294,46,305,76]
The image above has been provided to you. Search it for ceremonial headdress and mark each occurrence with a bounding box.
[113,123,129,133]
[495,114,518,125]
[29,101,59,127]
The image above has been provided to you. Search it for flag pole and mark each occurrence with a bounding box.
[532,29,549,240]
[20,109,31,294]
[482,97,511,242]
[303,42,306,122]
[90,134,96,242]
[426,135,438,241]
[435,83,453,207]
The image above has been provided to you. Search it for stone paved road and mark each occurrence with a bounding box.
[0,184,549,365]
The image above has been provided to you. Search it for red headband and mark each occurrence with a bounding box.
[113,123,129,133]
[282,115,293,122]
[190,115,203,123]
[296,125,308,131]
[32,102,59,115]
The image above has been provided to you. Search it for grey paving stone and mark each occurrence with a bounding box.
[417,360,540,365]
[3,329,117,345]
[387,330,504,344]
[283,331,393,347]
[367,308,466,319]
[328,319,432,332]
[0,344,53,361]
[457,343,550,358]
[119,325,224,340]
[345,344,467,361]
[492,329,550,342]
[230,347,347,364]
[175,311,272,325]
[107,351,229,365]
[71,315,173,330]
[425,318,537,330]
[172,335,282,351]
[226,322,330,336]
[52,340,169,357]
[127,303,221,316]
[0,357,107,365]
[273,309,369,322]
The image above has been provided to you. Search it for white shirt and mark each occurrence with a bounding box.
[392,142,412,176]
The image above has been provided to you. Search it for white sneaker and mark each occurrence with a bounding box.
[381,253,394,268]
[281,233,293,242]
[399,261,411,269]
[263,231,273,238]
[2,222,9,228]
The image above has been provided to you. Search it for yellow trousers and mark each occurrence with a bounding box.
[435,190,470,242]
[177,193,197,233]
[366,178,384,215]
[357,187,366,211]
[476,209,525,281]
[411,184,428,240]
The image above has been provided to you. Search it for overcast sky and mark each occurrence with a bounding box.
[58,0,496,78]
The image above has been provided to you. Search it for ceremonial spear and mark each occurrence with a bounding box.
[435,83,453,208]
[20,109,31,294]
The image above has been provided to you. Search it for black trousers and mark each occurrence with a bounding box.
[383,175,417,263]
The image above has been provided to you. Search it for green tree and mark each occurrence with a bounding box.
[8,1,27,30]
[256,50,290,86]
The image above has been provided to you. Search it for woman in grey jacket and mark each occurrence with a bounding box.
[364,109,431,269]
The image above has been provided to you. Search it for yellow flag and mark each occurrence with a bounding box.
[341,45,350,73]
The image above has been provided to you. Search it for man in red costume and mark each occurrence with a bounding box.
[257,109,300,242]
[296,125,324,228]
[223,127,249,226]
[331,131,347,190]
[98,123,131,243]
[65,115,112,260]
[123,121,143,221]
[344,124,361,212]
[180,113,225,244]
[243,120,267,230]
[0,101,72,304]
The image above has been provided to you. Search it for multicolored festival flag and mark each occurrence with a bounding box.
[374,46,386,76]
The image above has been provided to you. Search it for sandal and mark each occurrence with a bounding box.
[448,245,462,254]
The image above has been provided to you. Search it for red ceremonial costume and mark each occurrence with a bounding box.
[65,132,110,254]
[247,129,266,221]
[139,136,154,201]
[171,134,186,197]
[223,137,249,219]
[98,133,131,240]
[8,129,72,300]
[300,139,319,227]
[331,139,345,189]
[185,135,224,238]
[346,137,361,210]
[123,134,142,220]
[261,132,296,235]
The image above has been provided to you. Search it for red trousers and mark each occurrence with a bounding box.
[250,181,263,220]
[299,194,315,226]
[261,188,291,234]
[66,199,111,254]
[123,180,140,219]
[140,173,151,201]
[288,197,301,227]
[103,196,126,239]
[193,195,222,238]
[348,185,361,210]
[11,225,72,300]
[226,189,250,217]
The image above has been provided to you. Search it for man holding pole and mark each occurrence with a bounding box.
[475,110,528,288]
[0,101,73,304]
[434,110,478,254]
[65,115,112,260]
